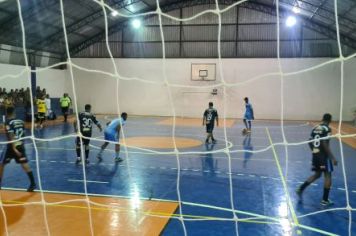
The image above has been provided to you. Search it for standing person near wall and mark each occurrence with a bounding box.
[60,93,71,122]
[45,94,52,119]
[36,94,47,129]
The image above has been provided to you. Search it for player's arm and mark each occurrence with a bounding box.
[92,116,102,132]
[321,140,337,166]
[116,124,121,135]
[202,111,207,126]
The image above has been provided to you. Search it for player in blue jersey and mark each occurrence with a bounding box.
[97,112,127,163]
[0,107,36,191]
[296,113,338,206]
[243,97,254,133]
[203,102,219,144]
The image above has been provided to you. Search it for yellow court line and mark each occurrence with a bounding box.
[2,199,276,225]
[265,127,301,233]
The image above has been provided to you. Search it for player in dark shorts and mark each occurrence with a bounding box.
[202,102,219,144]
[296,113,338,206]
[0,107,36,191]
[74,104,102,164]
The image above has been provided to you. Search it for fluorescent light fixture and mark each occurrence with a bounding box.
[286,16,297,27]
[292,6,301,14]
[132,19,141,29]
[111,10,118,17]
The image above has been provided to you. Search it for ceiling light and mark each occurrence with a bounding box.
[132,19,141,29]
[111,10,118,17]
[292,6,301,14]
[286,16,297,27]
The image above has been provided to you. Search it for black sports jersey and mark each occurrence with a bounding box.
[78,111,100,135]
[309,123,331,154]
[5,118,25,146]
[203,108,218,125]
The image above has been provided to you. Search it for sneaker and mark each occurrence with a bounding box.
[27,183,36,192]
[296,187,303,198]
[97,154,102,162]
[114,157,123,163]
[76,157,81,164]
[320,199,334,206]
[205,139,209,144]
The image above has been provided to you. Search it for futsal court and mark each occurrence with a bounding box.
[0,116,355,235]
[1,0,356,235]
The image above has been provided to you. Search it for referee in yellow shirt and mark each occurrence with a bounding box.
[36,94,47,128]
[60,93,71,122]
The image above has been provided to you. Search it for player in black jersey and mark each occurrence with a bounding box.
[296,113,338,206]
[74,104,102,164]
[202,102,219,144]
[0,107,36,192]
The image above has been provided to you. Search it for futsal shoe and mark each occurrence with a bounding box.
[96,154,103,162]
[296,187,303,198]
[115,157,123,163]
[27,183,36,192]
[76,157,81,164]
[320,199,334,206]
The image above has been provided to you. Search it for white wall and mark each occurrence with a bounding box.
[0,63,69,98]
[71,58,356,121]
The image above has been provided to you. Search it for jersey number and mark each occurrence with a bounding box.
[313,134,320,148]
[82,118,93,130]
[15,128,24,139]
[207,114,213,121]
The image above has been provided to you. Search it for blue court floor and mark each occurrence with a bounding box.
[1,116,356,236]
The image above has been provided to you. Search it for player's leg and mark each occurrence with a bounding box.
[0,164,4,190]
[75,137,82,163]
[97,142,109,161]
[114,144,123,162]
[211,127,216,143]
[14,146,36,191]
[321,172,333,205]
[20,163,36,192]
[243,118,248,129]
[247,120,252,131]
[296,171,321,197]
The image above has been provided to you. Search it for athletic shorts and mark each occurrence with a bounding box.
[76,132,91,146]
[312,153,333,172]
[244,113,253,120]
[104,131,118,142]
[0,145,28,164]
[38,112,45,119]
[206,123,214,133]
[61,107,69,114]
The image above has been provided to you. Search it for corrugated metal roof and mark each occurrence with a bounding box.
[0,0,355,64]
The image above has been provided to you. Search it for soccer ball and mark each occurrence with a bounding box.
[242,128,248,135]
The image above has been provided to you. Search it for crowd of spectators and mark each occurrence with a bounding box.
[0,86,49,117]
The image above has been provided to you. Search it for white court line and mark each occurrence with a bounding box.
[67,179,109,184]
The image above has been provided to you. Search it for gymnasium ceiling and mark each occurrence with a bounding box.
[0,0,355,64]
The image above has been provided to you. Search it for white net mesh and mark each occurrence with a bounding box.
[0,0,355,235]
